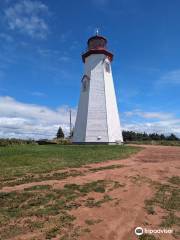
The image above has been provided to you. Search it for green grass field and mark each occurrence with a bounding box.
[0,144,141,239]
[0,144,141,181]
[125,140,180,146]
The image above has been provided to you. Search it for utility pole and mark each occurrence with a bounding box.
[69,108,72,138]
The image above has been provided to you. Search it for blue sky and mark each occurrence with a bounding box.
[0,0,180,139]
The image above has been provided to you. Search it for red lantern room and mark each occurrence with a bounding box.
[82,34,113,63]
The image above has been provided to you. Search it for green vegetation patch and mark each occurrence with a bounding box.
[153,184,179,211]
[90,164,125,172]
[125,140,180,146]
[139,234,159,240]
[24,184,52,191]
[144,178,180,232]
[168,176,180,186]
[0,179,121,239]
[85,194,113,208]
[85,218,102,225]
[46,226,59,239]
[161,212,180,228]
[1,170,83,189]
[0,225,27,240]
[145,184,180,214]
[0,144,140,239]
[0,145,141,181]
[131,175,152,186]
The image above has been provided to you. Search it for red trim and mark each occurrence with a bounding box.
[82,49,113,63]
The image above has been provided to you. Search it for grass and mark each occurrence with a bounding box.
[144,176,180,238]
[24,185,52,191]
[161,212,180,228]
[0,144,140,181]
[85,194,113,208]
[85,219,102,225]
[1,170,83,189]
[168,176,180,186]
[126,140,180,146]
[130,175,152,186]
[145,183,180,214]
[0,225,27,240]
[0,180,121,239]
[90,164,124,172]
[139,234,159,240]
[0,144,140,239]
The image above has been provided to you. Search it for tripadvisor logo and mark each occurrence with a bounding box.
[135,226,173,236]
[135,227,143,236]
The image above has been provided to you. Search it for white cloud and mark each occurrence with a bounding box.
[1,97,179,139]
[37,48,70,62]
[123,121,180,137]
[5,0,49,39]
[0,96,76,139]
[159,69,180,85]
[123,109,180,137]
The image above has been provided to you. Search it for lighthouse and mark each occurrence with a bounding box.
[73,33,123,144]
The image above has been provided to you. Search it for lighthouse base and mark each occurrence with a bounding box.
[72,141,123,145]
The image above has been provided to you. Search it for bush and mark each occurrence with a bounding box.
[0,138,36,147]
[53,138,71,145]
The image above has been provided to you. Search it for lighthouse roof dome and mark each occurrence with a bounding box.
[87,35,107,45]
[87,35,107,50]
[82,34,113,63]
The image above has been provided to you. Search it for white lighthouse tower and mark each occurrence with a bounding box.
[73,33,123,144]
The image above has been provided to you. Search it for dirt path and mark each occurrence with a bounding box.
[1,145,180,240]
[72,145,180,240]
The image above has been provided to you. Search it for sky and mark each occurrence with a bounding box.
[0,0,180,139]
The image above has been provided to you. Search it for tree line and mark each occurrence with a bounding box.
[0,128,179,146]
[122,131,179,142]
[56,127,180,142]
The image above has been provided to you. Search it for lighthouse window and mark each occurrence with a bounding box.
[82,77,89,91]
[105,62,110,73]
[82,80,87,91]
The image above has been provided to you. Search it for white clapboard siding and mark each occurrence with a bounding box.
[73,53,123,143]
